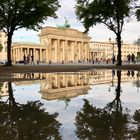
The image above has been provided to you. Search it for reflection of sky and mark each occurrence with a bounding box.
[2,79,140,140]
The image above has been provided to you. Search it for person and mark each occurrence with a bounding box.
[31,55,34,65]
[27,54,30,64]
[23,54,26,65]
[127,54,130,63]
[112,54,116,64]
[131,53,135,63]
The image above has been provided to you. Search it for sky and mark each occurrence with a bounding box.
[13,0,140,44]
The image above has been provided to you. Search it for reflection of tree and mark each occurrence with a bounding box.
[75,71,132,139]
[75,99,111,140]
[105,71,131,139]
[105,70,122,114]
[133,109,140,139]
[0,82,62,140]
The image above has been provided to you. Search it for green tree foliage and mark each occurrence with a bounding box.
[0,0,60,66]
[0,82,62,140]
[75,0,136,65]
[136,7,140,21]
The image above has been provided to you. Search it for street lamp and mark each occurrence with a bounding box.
[109,38,116,64]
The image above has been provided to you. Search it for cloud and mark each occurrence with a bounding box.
[13,0,140,44]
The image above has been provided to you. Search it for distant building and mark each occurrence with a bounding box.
[90,40,138,62]
[0,32,7,62]
[10,27,138,64]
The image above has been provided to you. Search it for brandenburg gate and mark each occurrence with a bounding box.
[39,26,91,63]
[11,26,90,64]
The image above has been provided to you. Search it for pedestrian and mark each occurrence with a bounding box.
[127,54,130,63]
[112,55,116,64]
[27,54,30,64]
[131,53,135,63]
[31,55,34,65]
[23,54,26,65]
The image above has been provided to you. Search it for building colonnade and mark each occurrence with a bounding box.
[45,38,90,63]
[12,43,47,64]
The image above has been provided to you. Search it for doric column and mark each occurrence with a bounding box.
[20,48,23,60]
[78,42,82,60]
[11,49,13,62]
[71,41,75,62]
[74,42,77,62]
[55,39,57,63]
[57,39,60,62]
[27,48,29,55]
[40,49,42,62]
[15,48,17,61]
[62,40,65,62]
[14,49,16,63]
[65,40,68,62]
[33,49,36,63]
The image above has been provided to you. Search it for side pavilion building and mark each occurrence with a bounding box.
[12,42,46,63]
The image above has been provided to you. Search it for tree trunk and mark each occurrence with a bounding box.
[117,34,122,66]
[6,32,13,66]
[8,82,17,107]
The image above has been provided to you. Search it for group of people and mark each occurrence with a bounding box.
[23,54,34,65]
[127,53,135,63]
[21,53,136,65]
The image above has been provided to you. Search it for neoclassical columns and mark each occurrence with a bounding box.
[46,38,90,63]
[12,46,46,64]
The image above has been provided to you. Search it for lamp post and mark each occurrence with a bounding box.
[112,42,115,56]
[109,38,116,64]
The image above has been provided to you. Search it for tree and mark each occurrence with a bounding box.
[136,6,140,21]
[0,0,60,66]
[75,0,136,65]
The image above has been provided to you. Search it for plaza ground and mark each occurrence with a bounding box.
[0,63,140,73]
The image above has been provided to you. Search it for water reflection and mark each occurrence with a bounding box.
[40,72,90,100]
[0,82,62,140]
[75,70,133,139]
[0,70,140,139]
